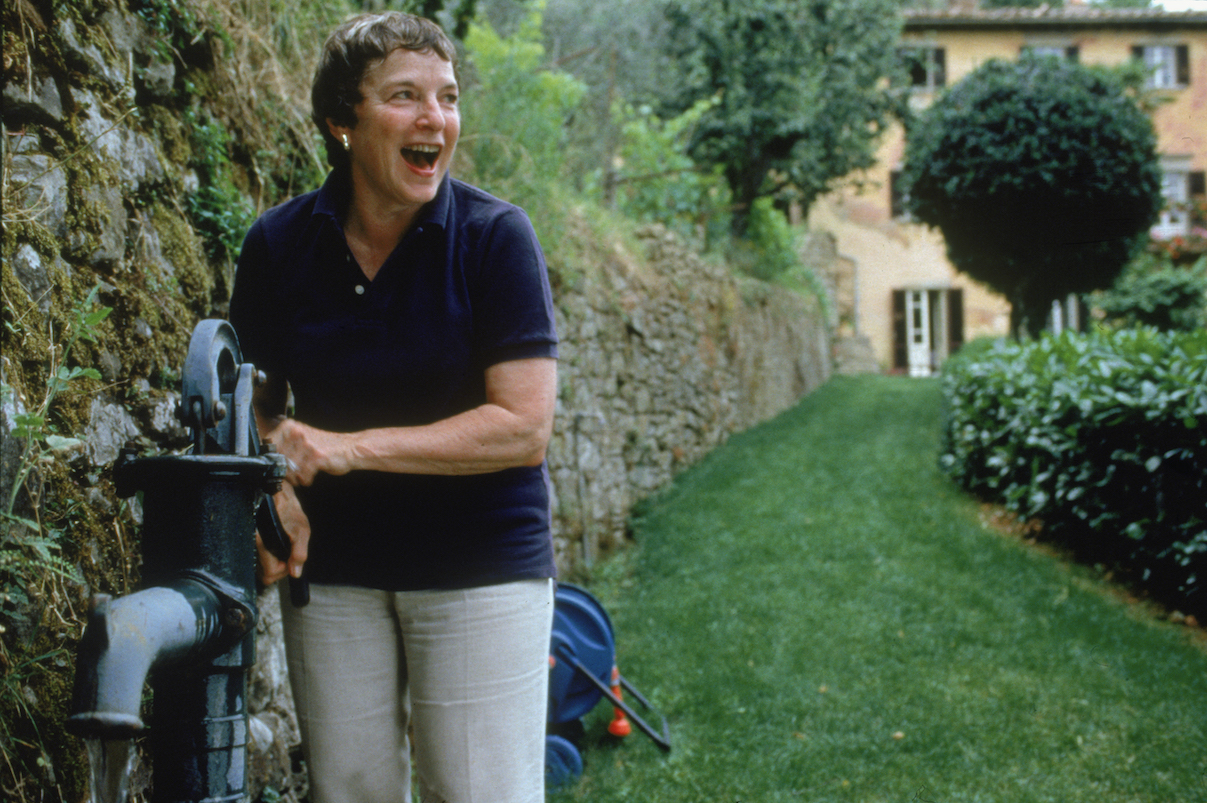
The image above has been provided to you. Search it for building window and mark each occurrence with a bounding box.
[1132,44,1191,89]
[1023,44,1079,62]
[1152,164,1206,240]
[899,46,946,90]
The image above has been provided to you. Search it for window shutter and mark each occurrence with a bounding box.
[1131,44,1144,62]
[1189,171,1206,197]
[1066,46,1079,63]
[947,289,964,357]
[892,290,907,371]
[1176,45,1190,86]
[934,48,947,88]
[1075,296,1089,334]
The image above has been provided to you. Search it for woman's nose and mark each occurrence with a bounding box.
[416,96,446,131]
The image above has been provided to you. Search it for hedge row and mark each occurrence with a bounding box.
[940,328,1207,614]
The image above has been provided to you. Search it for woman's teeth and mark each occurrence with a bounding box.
[402,145,440,168]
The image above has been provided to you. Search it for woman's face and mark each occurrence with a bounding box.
[331,48,460,218]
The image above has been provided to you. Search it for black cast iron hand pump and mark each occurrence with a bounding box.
[67,319,307,803]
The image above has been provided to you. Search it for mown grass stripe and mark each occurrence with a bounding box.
[555,375,1207,803]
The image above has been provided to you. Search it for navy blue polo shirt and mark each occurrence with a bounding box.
[229,170,558,591]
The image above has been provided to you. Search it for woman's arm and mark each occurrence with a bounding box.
[263,357,558,487]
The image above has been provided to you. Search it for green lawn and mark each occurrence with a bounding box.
[553,376,1207,803]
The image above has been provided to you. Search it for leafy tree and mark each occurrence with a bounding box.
[661,0,903,237]
[458,9,585,193]
[902,54,1163,336]
[372,0,479,39]
[540,0,683,193]
[603,98,733,248]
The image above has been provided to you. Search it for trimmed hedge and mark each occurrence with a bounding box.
[940,329,1207,614]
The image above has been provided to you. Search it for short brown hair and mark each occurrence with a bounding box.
[311,12,458,171]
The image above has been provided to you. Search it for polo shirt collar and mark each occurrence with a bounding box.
[311,169,452,235]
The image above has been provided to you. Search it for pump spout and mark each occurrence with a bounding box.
[68,566,257,803]
[67,578,236,739]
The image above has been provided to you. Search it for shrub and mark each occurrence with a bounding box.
[456,9,586,274]
[458,11,585,198]
[940,328,1207,613]
[1092,253,1207,333]
[726,197,801,282]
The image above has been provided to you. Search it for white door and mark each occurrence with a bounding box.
[906,290,932,377]
[1152,168,1190,240]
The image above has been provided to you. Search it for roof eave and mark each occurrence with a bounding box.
[903,11,1207,32]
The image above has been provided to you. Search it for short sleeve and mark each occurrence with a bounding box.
[470,207,559,367]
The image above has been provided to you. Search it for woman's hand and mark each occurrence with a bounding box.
[265,416,355,486]
[255,482,311,585]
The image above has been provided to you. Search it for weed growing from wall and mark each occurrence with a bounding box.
[182,104,254,267]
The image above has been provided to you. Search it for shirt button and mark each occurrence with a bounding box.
[355,285,365,295]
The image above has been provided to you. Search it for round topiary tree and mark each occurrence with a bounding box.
[902,53,1164,337]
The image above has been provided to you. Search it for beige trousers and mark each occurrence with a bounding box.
[280,579,554,803]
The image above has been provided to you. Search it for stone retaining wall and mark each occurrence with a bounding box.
[547,225,831,573]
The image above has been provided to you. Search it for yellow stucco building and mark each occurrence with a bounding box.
[811,4,1207,376]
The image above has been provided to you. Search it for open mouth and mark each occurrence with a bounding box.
[401,144,440,169]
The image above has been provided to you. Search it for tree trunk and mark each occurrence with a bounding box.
[1009,285,1050,340]
[727,163,767,239]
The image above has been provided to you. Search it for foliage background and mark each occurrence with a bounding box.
[659,0,904,237]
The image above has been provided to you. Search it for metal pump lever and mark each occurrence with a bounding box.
[255,482,310,607]
[179,320,309,606]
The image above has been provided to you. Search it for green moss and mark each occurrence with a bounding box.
[145,104,191,166]
[150,201,217,314]
[9,222,58,263]
[0,4,275,800]
[2,456,129,802]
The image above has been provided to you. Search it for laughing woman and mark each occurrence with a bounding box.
[228,12,558,803]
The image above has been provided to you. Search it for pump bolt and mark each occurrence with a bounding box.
[213,401,227,422]
[224,607,250,633]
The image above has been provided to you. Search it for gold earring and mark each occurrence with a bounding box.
[341,133,350,151]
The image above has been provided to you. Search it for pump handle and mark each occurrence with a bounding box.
[180,319,310,607]
[256,494,310,608]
